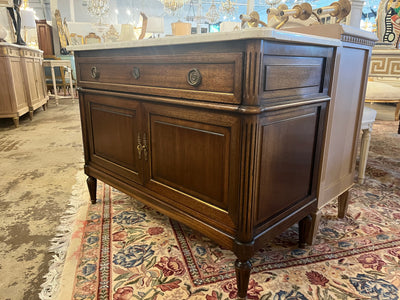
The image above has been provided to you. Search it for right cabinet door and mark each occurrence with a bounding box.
[142,102,241,234]
[83,93,144,185]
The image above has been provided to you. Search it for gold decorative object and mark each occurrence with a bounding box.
[220,0,236,17]
[55,9,68,51]
[103,25,119,43]
[206,0,220,24]
[240,11,267,28]
[87,0,110,23]
[281,2,313,20]
[161,0,188,15]
[266,4,289,29]
[316,0,351,23]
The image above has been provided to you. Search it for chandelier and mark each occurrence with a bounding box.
[161,0,188,14]
[206,0,220,24]
[220,0,237,17]
[87,0,110,23]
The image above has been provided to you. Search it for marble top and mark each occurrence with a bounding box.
[67,27,341,52]
[283,24,378,42]
[0,42,43,52]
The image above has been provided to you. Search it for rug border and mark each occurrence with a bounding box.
[38,170,89,300]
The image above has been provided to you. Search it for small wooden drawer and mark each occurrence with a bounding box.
[77,53,243,104]
[261,42,333,101]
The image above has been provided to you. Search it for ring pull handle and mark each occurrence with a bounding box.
[91,66,100,79]
[187,68,202,87]
[132,67,140,80]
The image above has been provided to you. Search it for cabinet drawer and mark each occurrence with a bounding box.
[261,42,333,102]
[77,53,243,104]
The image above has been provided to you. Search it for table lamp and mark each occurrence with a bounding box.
[20,8,36,45]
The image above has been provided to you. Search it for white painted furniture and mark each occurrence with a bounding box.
[367,47,400,121]
[43,59,76,105]
[358,106,377,184]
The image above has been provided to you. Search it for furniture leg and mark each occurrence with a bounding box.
[338,190,349,218]
[28,110,33,120]
[12,117,19,128]
[299,212,321,246]
[42,103,47,111]
[50,66,59,105]
[235,259,251,299]
[87,176,97,204]
[358,127,371,184]
[398,119,400,135]
[395,102,400,121]
[67,68,75,99]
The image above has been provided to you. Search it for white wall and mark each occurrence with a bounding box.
[0,7,13,42]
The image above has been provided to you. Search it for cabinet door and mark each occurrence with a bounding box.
[25,58,40,106]
[34,58,47,101]
[83,93,143,185]
[142,103,241,234]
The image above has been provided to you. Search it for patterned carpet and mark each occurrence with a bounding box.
[52,120,400,300]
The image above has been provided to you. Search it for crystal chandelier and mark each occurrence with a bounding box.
[161,0,188,15]
[206,0,220,24]
[220,0,237,17]
[87,0,110,23]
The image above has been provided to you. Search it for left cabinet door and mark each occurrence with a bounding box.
[82,93,144,185]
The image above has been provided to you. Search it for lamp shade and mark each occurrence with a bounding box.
[21,9,36,28]
[146,17,164,33]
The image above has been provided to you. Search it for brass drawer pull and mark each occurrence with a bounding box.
[132,67,140,80]
[187,68,202,87]
[91,66,100,79]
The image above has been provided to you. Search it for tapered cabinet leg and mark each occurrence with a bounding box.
[299,211,321,246]
[87,176,97,204]
[338,190,349,218]
[235,259,251,299]
[358,128,371,184]
[12,117,19,128]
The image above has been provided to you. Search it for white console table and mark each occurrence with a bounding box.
[43,59,77,104]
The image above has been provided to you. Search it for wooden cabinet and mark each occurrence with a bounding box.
[73,30,337,298]
[35,20,54,57]
[283,25,377,244]
[0,43,48,127]
[20,48,48,115]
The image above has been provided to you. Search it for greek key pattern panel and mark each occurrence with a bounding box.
[341,35,375,47]
[370,56,400,77]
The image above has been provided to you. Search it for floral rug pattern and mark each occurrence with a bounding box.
[71,121,400,300]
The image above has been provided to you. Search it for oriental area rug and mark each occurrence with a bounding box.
[42,120,400,300]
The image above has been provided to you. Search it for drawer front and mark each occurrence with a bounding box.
[77,53,243,104]
[261,42,333,102]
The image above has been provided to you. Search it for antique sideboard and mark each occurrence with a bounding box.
[70,29,340,298]
[0,43,48,127]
